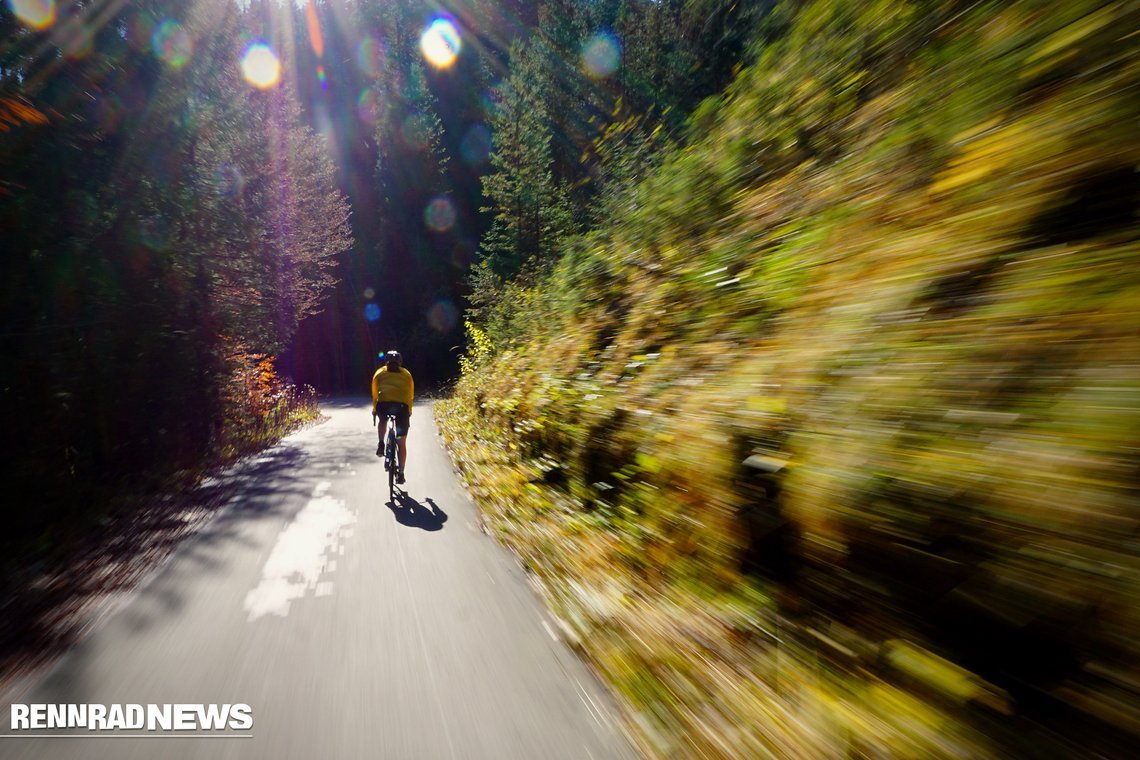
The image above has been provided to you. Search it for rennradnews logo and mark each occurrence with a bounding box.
[8,704,253,733]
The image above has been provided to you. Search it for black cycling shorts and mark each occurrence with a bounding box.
[375,401,410,437]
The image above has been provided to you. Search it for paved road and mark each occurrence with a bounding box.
[2,400,636,759]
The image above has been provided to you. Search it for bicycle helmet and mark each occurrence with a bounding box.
[384,350,403,366]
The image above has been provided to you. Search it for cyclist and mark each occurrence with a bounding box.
[371,350,414,484]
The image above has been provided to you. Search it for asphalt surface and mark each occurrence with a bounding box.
[2,400,636,759]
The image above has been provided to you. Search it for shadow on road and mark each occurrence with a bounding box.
[1,411,380,700]
[386,493,448,532]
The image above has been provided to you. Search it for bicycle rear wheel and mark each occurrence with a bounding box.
[386,428,397,499]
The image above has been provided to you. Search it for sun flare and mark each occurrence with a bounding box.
[241,43,281,89]
[420,18,460,69]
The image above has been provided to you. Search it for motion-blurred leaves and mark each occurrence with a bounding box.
[443,0,1140,756]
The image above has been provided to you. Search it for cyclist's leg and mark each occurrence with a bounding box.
[376,414,387,456]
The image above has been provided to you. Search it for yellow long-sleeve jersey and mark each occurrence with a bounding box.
[371,366,414,408]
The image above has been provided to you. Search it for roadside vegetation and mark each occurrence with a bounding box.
[440,0,1140,756]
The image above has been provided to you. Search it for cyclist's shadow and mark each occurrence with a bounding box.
[386,493,448,532]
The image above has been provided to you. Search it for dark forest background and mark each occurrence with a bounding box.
[1,0,765,546]
[282,0,775,392]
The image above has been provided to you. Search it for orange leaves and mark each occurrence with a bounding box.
[212,349,316,462]
[235,354,285,421]
[0,96,49,132]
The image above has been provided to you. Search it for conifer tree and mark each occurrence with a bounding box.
[480,39,574,279]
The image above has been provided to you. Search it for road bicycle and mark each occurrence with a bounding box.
[381,411,400,500]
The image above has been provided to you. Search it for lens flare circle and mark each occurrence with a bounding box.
[152,20,192,69]
[460,124,492,165]
[420,18,460,69]
[59,22,94,59]
[7,0,55,30]
[357,89,380,126]
[424,197,457,233]
[428,299,458,334]
[582,32,620,78]
[357,37,384,78]
[363,287,376,300]
[214,164,245,197]
[364,303,381,323]
[125,11,155,51]
[242,43,281,89]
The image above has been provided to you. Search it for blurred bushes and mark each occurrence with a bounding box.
[441,0,1140,756]
[216,351,321,463]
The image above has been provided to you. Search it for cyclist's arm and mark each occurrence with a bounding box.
[408,373,414,413]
